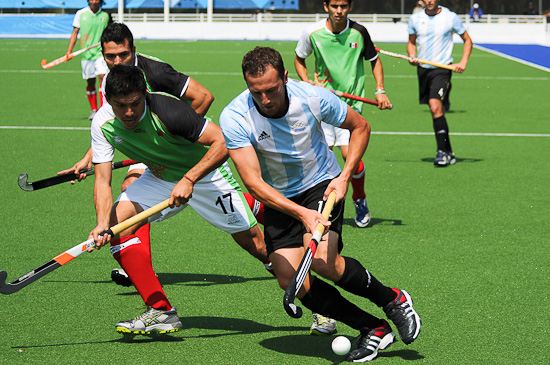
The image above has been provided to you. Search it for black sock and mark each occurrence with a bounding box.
[300,276,382,330]
[335,256,396,308]
[433,116,452,152]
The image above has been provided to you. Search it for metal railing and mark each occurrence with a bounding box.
[111,12,546,24]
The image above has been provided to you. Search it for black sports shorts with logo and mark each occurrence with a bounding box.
[263,179,344,255]
[417,66,452,104]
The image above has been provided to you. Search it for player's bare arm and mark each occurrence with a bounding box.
[328,106,370,197]
[452,31,473,73]
[370,57,392,109]
[182,78,215,117]
[58,147,93,183]
[66,27,79,56]
[407,34,420,65]
[89,161,114,250]
[229,146,330,234]
[169,122,228,208]
[294,55,314,84]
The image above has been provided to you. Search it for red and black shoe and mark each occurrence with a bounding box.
[383,288,421,344]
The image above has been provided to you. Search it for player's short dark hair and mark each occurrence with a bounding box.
[242,46,285,81]
[324,0,352,5]
[105,65,146,99]
[101,22,134,50]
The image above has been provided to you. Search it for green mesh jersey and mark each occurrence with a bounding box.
[97,92,208,182]
[72,6,111,61]
[296,19,378,111]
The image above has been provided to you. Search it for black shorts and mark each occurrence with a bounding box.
[417,66,452,105]
[263,179,345,255]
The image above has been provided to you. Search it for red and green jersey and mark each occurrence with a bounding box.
[72,6,110,61]
[296,19,378,111]
[92,92,208,182]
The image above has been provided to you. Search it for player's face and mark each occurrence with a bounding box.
[107,92,146,130]
[324,0,353,26]
[424,0,440,12]
[103,40,136,70]
[245,66,288,118]
[88,0,102,12]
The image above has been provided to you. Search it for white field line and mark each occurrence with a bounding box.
[1,69,549,81]
[1,125,549,137]
[474,45,550,73]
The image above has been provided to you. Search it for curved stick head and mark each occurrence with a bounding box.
[18,173,34,191]
[0,270,16,295]
[283,290,303,318]
[41,59,47,67]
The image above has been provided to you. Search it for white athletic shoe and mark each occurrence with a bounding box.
[310,313,337,335]
[116,306,182,335]
[88,110,97,121]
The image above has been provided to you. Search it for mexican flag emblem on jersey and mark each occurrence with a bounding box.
[349,42,358,48]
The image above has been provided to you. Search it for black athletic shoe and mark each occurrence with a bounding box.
[111,268,132,287]
[434,150,456,167]
[383,288,421,345]
[345,320,395,362]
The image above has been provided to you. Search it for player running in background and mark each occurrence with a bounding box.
[407,0,472,166]
[220,46,421,362]
[88,65,269,335]
[66,0,111,120]
[295,0,392,229]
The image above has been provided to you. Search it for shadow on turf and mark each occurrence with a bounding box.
[260,334,424,362]
[45,272,274,289]
[11,316,305,349]
[420,156,483,164]
[12,334,184,349]
[343,217,404,227]
[181,316,304,338]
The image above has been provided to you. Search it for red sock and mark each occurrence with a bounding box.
[110,224,171,310]
[351,160,366,201]
[99,90,104,108]
[243,192,264,225]
[86,86,98,111]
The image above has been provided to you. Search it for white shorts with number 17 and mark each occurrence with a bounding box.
[116,162,257,234]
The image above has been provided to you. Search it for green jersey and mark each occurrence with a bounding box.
[72,6,110,61]
[92,92,208,182]
[296,19,378,111]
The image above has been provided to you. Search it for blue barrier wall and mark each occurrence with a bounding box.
[0,0,298,9]
[0,15,73,35]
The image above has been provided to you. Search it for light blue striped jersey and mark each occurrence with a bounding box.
[220,79,347,198]
[408,6,466,69]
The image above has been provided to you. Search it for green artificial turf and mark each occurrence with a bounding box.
[0,39,548,364]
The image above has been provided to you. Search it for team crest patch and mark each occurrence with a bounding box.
[291,120,307,132]
[226,213,242,225]
[114,136,124,144]
[349,42,358,48]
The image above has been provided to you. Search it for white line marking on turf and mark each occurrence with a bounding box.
[474,45,550,73]
[2,126,549,137]
[0,126,90,130]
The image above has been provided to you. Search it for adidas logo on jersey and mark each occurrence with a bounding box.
[258,131,271,141]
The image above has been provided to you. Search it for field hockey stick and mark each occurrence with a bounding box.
[18,159,138,192]
[41,42,101,70]
[375,47,455,71]
[0,199,170,295]
[283,191,337,318]
[331,90,393,110]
